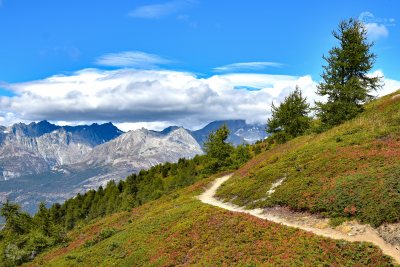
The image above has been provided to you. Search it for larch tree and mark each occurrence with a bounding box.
[316,18,382,128]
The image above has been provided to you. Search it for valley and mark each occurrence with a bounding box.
[0,120,265,214]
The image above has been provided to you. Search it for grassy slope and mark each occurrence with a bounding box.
[216,91,400,227]
[24,175,395,266]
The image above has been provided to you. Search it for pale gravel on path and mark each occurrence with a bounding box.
[197,174,400,264]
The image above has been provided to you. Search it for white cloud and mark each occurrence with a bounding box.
[1,68,398,131]
[115,121,174,132]
[359,11,394,41]
[371,70,400,97]
[0,69,317,130]
[95,51,171,68]
[364,23,389,40]
[129,0,193,19]
[214,62,283,72]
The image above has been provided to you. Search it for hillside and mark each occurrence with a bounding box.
[24,175,394,266]
[3,92,400,266]
[216,91,400,241]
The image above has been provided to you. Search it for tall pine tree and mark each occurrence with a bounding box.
[316,18,382,128]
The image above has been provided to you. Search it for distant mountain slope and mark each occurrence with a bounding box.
[0,127,202,214]
[0,119,264,213]
[190,120,267,147]
[72,127,203,189]
[0,121,123,180]
[84,127,201,168]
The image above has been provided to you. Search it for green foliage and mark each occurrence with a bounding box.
[203,124,234,172]
[267,86,311,143]
[230,144,251,168]
[316,18,382,128]
[329,217,347,227]
[0,200,67,266]
[84,228,117,248]
[0,201,32,236]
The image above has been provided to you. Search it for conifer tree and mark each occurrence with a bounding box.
[203,124,233,172]
[34,202,51,236]
[267,86,310,143]
[0,200,32,235]
[316,18,382,128]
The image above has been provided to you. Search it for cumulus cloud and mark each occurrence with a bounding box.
[1,68,398,130]
[364,23,389,40]
[214,62,283,72]
[371,70,400,97]
[0,69,317,129]
[129,0,194,19]
[95,51,171,68]
[359,11,394,41]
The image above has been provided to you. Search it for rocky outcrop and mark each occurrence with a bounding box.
[0,121,123,181]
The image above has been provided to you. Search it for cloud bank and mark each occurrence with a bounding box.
[1,67,398,131]
[0,69,317,129]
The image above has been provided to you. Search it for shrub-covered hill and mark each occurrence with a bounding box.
[24,175,394,266]
[216,91,400,227]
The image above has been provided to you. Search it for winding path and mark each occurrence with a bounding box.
[198,174,400,264]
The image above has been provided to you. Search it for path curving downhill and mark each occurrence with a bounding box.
[198,174,400,264]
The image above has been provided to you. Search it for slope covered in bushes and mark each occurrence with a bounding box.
[216,91,400,227]
[24,176,394,266]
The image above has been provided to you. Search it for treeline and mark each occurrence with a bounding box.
[0,126,252,266]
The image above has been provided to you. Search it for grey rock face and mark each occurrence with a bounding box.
[0,121,123,181]
[75,127,203,188]
[0,125,202,214]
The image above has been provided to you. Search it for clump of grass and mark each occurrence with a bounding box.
[83,228,117,248]
[329,217,347,227]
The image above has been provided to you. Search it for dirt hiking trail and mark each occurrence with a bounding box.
[198,174,400,264]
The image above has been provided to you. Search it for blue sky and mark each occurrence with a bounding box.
[0,0,399,130]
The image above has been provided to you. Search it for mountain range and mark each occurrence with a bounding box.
[0,119,266,214]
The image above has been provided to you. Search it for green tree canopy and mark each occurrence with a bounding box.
[316,18,382,128]
[1,200,32,235]
[203,124,233,172]
[267,86,311,143]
